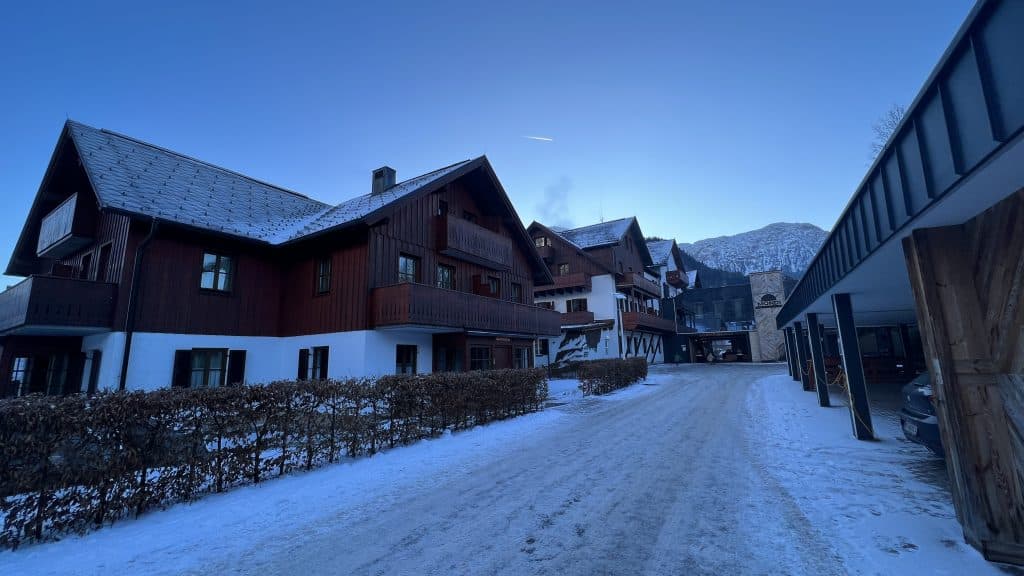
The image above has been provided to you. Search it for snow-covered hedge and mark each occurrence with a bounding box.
[0,368,546,549]
[576,358,648,396]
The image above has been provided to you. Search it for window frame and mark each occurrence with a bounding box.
[567,298,588,312]
[189,348,228,388]
[487,276,501,298]
[10,356,31,397]
[398,253,420,283]
[534,236,550,248]
[95,242,113,283]
[510,282,523,303]
[396,345,418,374]
[311,346,329,379]
[436,263,455,290]
[200,252,235,293]
[557,263,570,276]
[315,256,332,295]
[79,251,93,280]
[469,346,492,371]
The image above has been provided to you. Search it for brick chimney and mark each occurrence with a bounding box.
[372,166,397,195]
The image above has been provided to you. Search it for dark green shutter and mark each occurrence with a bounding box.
[298,349,309,380]
[227,350,247,385]
[172,350,191,388]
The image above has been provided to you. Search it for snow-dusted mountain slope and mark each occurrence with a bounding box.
[680,223,827,277]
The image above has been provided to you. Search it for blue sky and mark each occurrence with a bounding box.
[0,0,973,274]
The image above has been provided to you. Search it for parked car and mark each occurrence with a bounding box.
[900,372,944,456]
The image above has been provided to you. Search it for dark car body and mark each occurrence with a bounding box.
[900,372,944,457]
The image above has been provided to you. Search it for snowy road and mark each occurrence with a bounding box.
[2,364,1002,575]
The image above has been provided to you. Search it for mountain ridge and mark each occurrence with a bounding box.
[680,222,827,280]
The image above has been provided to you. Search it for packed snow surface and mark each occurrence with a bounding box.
[0,365,1006,575]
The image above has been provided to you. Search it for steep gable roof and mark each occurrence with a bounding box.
[646,239,674,267]
[527,220,614,275]
[556,217,634,250]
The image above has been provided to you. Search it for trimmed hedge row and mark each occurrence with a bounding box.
[576,357,648,395]
[0,368,546,549]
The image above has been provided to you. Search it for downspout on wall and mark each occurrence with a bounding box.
[118,218,158,391]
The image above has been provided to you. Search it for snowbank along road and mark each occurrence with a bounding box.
[1,364,997,575]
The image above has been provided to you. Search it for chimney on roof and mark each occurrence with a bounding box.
[372,166,397,195]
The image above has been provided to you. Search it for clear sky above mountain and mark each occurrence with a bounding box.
[0,0,973,271]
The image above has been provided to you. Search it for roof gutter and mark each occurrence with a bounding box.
[119,217,159,391]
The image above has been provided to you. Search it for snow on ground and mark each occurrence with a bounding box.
[747,374,1009,576]
[545,378,580,403]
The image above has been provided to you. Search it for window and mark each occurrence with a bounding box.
[487,276,501,297]
[436,264,455,290]
[79,252,93,280]
[534,236,550,248]
[538,301,555,310]
[96,243,112,282]
[398,254,419,283]
[311,346,329,379]
[189,349,227,388]
[86,350,103,394]
[567,298,588,312]
[511,283,523,303]
[201,252,234,292]
[396,345,417,374]
[316,256,332,294]
[463,210,477,223]
[536,339,549,357]
[10,356,30,397]
[46,353,69,395]
[470,346,492,371]
[558,263,570,276]
[513,347,529,369]
[437,199,449,217]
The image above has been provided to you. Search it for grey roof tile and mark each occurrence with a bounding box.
[646,239,674,267]
[555,217,634,249]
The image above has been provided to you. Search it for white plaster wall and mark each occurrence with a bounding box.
[81,329,435,392]
[588,274,618,320]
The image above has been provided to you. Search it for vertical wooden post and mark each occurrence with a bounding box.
[793,321,811,391]
[903,192,1024,563]
[832,293,874,440]
[807,313,831,407]
[783,327,794,377]
[785,328,799,381]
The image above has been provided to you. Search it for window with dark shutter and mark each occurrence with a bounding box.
[227,350,247,385]
[298,349,310,380]
[172,350,191,388]
[312,347,329,379]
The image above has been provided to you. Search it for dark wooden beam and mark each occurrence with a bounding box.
[832,292,874,440]
[806,313,831,407]
[793,321,812,391]
[786,328,799,382]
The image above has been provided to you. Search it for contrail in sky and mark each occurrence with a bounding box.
[523,135,554,142]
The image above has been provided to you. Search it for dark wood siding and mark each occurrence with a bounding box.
[278,233,370,336]
[58,212,131,285]
[132,228,282,336]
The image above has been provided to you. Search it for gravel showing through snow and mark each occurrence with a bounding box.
[0,365,1008,575]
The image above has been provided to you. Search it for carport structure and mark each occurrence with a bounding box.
[776,0,1024,564]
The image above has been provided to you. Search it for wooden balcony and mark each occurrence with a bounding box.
[0,276,117,335]
[372,283,561,336]
[537,244,555,263]
[617,272,662,298]
[535,272,591,295]
[37,193,94,258]
[666,270,688,288]
[620,311,677,334]
[436,215,513,270]
[559,310,595,326]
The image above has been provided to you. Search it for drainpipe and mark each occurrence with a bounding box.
[119,218,158,391]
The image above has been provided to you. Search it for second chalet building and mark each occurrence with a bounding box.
[0,121,560,396]
[529,218,687,366]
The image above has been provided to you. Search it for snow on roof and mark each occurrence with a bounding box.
[646,239,674,267]
[687,270,699,285]
[68,121,472,245]
[556,217,634,249]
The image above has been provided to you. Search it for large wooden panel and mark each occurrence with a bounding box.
[278,236,369,336]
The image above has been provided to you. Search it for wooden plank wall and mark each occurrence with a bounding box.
[279,237,369,336]
[903,188,1024,564]
[58,211,131,284]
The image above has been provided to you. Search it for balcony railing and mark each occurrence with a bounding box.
[559,310,595,326]
[372,283,561,336]
[0,276,117,335]
[535,272,591,295]
[536,244,555,262]
[620,311,676,333]
[666,270,687,288]
[37,193,93,258]
[617,272,662,298]
[436,215,514,270]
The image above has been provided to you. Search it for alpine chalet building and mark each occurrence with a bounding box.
[0,121,559,396]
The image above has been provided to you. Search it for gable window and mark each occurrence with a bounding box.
[487,276,501,298]
[558,263,570,276]
[201,252,234,292]
[398,254,419,283]
[436,264,455,290]
[10,356,31,397]
[511,282,523,303]
[316,256,332,294]
[534,237,550,248]
[470,346,492,371]
[79,252,93,280]
[567,298,588,312]
[437,200,449,217]
[396,345,417,374]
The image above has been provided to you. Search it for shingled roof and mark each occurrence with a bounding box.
[555,217,635,249]
[646,239,674,267]
[67,121,473,244]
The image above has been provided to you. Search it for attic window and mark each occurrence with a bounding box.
[201,252,234,292]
